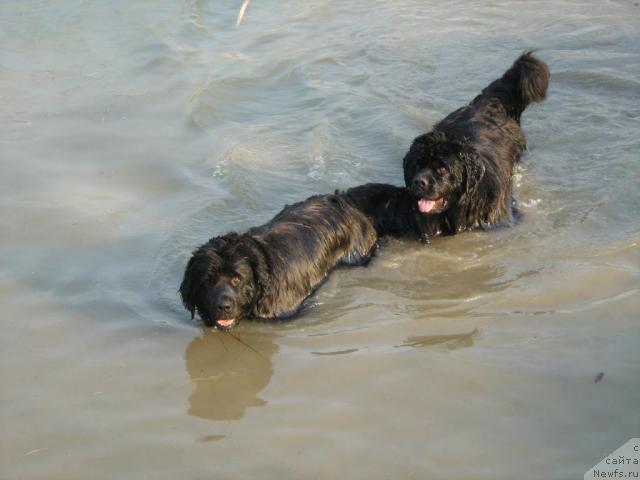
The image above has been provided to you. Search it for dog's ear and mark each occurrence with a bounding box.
[463,153,486,197]
[179,238,224,319]
[242,240,270,313]
[179,255,200,319]
[251,252,270,301]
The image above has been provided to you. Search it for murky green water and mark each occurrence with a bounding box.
[2,1,639,479]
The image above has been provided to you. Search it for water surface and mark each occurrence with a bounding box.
[1,1,639,479]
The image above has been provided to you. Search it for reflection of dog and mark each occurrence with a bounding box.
[180,193,377,329]
[185,329,277,421]
[402,52,549,240]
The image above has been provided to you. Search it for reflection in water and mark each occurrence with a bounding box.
[395,329,479,350]
[354,249,514,310]
[185,329,278,421]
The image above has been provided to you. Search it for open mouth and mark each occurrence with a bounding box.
[215,318,236,329]
[417,197,447,214]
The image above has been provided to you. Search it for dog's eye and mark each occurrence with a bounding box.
[230,276,241,287]
[436,167,448,175]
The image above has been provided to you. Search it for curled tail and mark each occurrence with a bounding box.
[482,51,550,119]
[502,51,550,107]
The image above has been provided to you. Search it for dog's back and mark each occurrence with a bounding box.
[251,193,378,268]
[238,193,379,318]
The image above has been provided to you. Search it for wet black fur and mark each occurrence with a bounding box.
[341,183,419,239]
[402,52,549,241]
[180,193,378,328]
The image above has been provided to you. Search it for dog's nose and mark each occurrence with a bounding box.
[412,176,428,191]
[216,297,234,316]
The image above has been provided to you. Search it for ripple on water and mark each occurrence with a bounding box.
[189,62,327,129]
[553,69,640,94]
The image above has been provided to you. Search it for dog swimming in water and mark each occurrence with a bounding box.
[179,192,378,329]
[402,52,549,240]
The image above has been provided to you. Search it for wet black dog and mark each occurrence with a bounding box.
[402,52,549,241]
[180,193,377,329]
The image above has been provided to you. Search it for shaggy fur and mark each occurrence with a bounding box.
[402,52,549,241]
[341,183,418,238]
[180,193,378,329]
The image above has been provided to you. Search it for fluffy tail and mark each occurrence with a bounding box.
[503,51,550,106]
[484,51,549,118]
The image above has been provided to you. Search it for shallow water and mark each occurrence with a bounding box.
[1,1,639,479]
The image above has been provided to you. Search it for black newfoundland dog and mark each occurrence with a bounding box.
[180,193,377,329]
[402,52,549,241]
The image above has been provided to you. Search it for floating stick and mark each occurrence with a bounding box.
[236,0,251,26]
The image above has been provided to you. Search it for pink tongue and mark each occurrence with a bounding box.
[418,199,437,213]
[217,319,235,328]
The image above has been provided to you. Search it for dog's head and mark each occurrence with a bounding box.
[403,132,484,216]
[179,234,268,330]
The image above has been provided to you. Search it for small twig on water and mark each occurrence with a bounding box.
[226,331,267,361]
[218,333,229,352]
[236,0,251,26]
[22,448,48,457]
